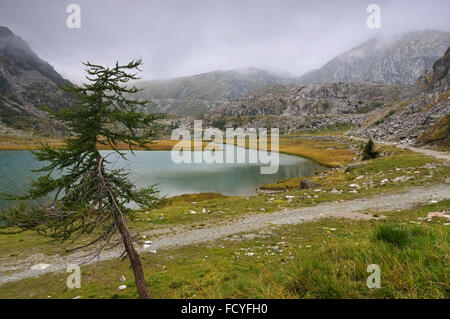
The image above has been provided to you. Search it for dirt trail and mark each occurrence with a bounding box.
[401,146,450,161]
[1,183,449,286]
[352,137,450,161]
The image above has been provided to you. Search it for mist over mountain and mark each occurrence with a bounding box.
[297,30,450,86]
[0,24,449,146]
[136,67,294,115]
[0,26,72,132]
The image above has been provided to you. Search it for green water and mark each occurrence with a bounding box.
[0,145,322,209]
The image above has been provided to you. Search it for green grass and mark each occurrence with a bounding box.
[0,135,449,298]
[1,142,448,262]
[375,224,411,247]
[0,200,448,299]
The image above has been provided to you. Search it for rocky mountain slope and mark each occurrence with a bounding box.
[208,81,406,133]
[297,30,450,86]
[355,47,450,145]
[0,26,72,133]
[136,68,293,115]
[217,82,403,117]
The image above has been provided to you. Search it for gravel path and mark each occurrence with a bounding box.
[353,137,450,161]
[401,146,450,161]
[1,182,449,286]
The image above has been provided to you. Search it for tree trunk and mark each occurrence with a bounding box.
[97,156,151,299]
[117,216,152,299]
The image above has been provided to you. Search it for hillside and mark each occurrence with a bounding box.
[216,82,403,117]
[0,26,73,133]
[354,47,450,144]
[297,30,450,86]
[136,68,293,115]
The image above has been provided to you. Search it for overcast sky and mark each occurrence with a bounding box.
[1,0,449,82]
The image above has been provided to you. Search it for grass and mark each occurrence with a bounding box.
[1,141,448,259]
[260,144,449,191]
[417,115,450,150]
[0,137,210,151]
[0,200,448,299]
[375,224,411,247]
[0,133,449,298]
[229,135,356,167]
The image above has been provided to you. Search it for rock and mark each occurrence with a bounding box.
[244,252,255,256]
[330,189,342,194]
[393,176,412,182]
[143,244,151,249]
[300,179,321,189]
[120,275,126,282]
[259,208,266,211]
[285,195,295,199]
[427,212,450,220]
[345,163,364,172]
[31,263,50,270]
[189,210,197,214]
[72,296,82,299]
[144,240,152,244]
[349,184,360,189]
[380,178,389,184]
[118,285,127,290]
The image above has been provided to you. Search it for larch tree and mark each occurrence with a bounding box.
[0,59,159,298]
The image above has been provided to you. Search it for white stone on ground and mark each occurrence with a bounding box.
[31,263,50,270]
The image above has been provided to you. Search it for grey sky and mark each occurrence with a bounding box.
[1,0,449,82]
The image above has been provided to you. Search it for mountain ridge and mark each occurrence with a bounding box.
[0,25,73,133]
[297,29,450,86]
[136,67,295,115]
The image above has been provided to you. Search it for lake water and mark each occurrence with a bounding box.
[0,145,323,209]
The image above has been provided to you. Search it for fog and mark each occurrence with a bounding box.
[1,0,449,82]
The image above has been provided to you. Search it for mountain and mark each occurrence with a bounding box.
[297,30,450,86]
[136,68,293,115]
[0,26,72,133]
[216,82,403,117]
[354,46,450,144]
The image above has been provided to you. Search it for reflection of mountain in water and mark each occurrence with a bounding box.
[0,146,323,209]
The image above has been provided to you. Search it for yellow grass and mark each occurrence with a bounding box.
[232,136,355,167]
[0,134,355,167]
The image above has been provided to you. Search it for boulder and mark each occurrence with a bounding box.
[300,179,321,189]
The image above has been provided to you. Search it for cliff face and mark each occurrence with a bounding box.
[216,83,403,117]
[0,26,72,133]
[354,47,450,144]
[426,47,450,93]
[297,30,450,86]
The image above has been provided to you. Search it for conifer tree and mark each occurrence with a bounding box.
[361,138,380,160]
[0,59,158,298]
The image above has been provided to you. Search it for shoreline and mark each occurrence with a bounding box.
[0,135,355,168]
